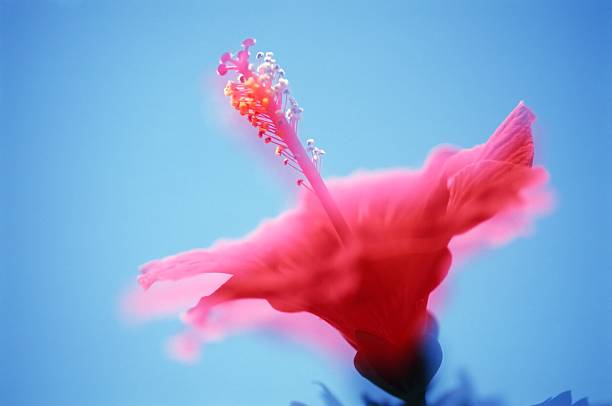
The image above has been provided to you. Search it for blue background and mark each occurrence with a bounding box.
[2,0,611,405]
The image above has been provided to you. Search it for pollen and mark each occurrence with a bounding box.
[217,38,308,162]
[238,102,249,115]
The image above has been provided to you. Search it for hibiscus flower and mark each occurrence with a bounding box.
[133,38,550,400]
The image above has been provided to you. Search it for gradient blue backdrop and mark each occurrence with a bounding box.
[2,0,611,405]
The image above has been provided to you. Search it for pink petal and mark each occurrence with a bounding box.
[122,273,230,321]
[130,102,552,367]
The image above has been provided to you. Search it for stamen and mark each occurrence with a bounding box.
[305,138,326,172]
[218,38,351,242]
[296,179,313,192]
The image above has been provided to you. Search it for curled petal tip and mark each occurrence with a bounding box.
[138,260,162,289]
[137,273,153,290]
[515,101,536,122]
